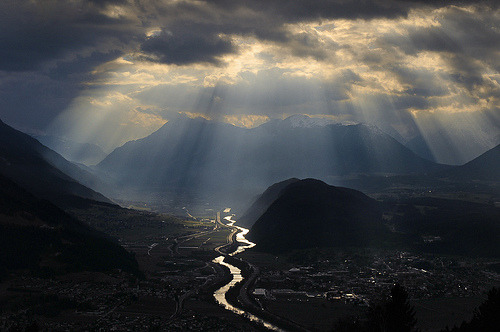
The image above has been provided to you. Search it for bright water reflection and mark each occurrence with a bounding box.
[212,215,281,331]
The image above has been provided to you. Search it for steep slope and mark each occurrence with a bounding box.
[439,144,500,181]
[0,119,111,207]
[97,115,445,201]
[246,179,500,257]
[405,135,436,162]
[238,178,300,228]
[0,174,139,276]
[34,134,107,166]
[98,115,246,191]
[246,179,387,253]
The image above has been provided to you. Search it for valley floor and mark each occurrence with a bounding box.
[1,203,499,331]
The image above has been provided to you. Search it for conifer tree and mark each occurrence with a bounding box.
[367,284,418,332]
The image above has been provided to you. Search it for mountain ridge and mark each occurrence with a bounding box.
[438,144,500,181]
[97,115,447,203]
[238,178,300,228]
[246,178,387,253]
[0,118,112,208]
[34,134,107,166]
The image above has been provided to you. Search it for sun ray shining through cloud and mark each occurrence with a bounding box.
[0,1,497,164]
[3,4,500,331]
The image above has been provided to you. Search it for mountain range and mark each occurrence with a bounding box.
[34,134,107,166]
[97,114,447,203]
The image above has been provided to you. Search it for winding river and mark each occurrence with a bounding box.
[212,215,282,331]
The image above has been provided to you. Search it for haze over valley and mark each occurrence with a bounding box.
[0,0,499,331]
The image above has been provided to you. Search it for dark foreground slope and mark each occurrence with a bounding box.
[247,178,500,257]
[0,174,139,277]
[0,119,111,207]
[246,179,388,253]
[238,178,300,228]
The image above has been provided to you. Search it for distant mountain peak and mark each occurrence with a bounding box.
[282,114,357,128]
[97,112,443,201]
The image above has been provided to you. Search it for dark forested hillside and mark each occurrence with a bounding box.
[0,174,139,277]
[246,178,500,257]
[0,118,111,208]
[238,178,300,228]
[438,144,500,181]
[246,179,387,253]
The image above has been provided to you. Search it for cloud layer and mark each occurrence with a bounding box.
[0,0,498,163]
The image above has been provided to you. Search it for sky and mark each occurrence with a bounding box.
[0,0,499,164]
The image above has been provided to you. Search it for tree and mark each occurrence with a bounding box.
[333,284,418,332]
[367,284,418,332]
[442,287,500,332]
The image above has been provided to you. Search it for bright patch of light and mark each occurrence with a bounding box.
[48,5,499,164]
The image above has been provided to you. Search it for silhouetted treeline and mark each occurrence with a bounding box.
[441,287,500,332]
[333,283,417,332]
[333,285,500,332]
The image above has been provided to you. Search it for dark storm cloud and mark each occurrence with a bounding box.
[380,6,499,96]
[204,0,404,21]
[204,0,497,22]
[285,32,330,60]
[386,12,500,67]
[0,0,140,131]
[390,67,449,97]
[446,55,485,91]
[48,50,123,80]
[140,25,235,65]
[135,0,498,65]
[385,30,461,55]
[1,0,497,70]
[0,0,135,72]
[0,72,82,129]
[0,0,498,143]
[87,0,127,7]
[0,21,87,72]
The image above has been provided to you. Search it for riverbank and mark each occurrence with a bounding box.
[223,254,310,332]
[212,220,313,332]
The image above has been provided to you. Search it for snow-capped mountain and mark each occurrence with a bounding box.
[97,115,443,201]
[282,114,357,128]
